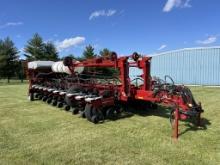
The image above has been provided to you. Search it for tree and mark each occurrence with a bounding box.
[83,45,95,59]
[24,33,59,61]
[44,42,58,61]
[0,37,19,82]
[13,60,26,83]
[60,54,85,62]
[99,48,111,58]
[66,54,75,60]
[99,48,119,76]
[24,33,45,60]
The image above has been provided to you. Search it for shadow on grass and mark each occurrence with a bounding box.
[105,102,171,122]
[179,118,211,136]
[107,101,211,137]
[31,96,211,137]
[121,101,171,119]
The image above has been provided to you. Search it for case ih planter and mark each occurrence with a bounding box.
[27,53,204,139]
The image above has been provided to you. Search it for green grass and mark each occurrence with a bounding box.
[0,84,219,165]
[0,79,27,86]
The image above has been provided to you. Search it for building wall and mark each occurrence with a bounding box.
[150,47,220,85]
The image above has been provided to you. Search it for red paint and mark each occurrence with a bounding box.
[27,54,203,139]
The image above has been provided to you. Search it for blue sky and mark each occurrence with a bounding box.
[0,0,220,58]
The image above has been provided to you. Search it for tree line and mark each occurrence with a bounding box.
[0,33,112,82]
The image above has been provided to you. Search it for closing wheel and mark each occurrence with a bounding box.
[35,93,40,99]
[96,109,104,122]
[42,96,48,102]
[47,98,52,104]
[57,102,63,108]
[106,107,116,119]
[65,105,71,111]
[91,115,98,124]
[72,108,79,115]
[38,95,43,100]
[52,100,57,106]
[84,104,104,123]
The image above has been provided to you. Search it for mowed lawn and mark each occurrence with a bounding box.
[0,84,219,165]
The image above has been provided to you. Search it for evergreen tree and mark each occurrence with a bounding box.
[44,42,58,61]
[14,60,26,83]
[83,45,95,59]
[66,54,75,59]
[100,48,111,58]
[99,48,118,76]
[0,37,19,82]
[24,33,45,60]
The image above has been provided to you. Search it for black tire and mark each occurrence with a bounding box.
[85,103,104,123]
[35,93,39,99]
[95,109,104,122]
[106,107,115,119]
[111,52,117,60]
[63,56,73,66]
[57,102,63,108]
[42,96,48,102]
[91,115,98,124]
[72,108,79,115]
[28,93,34,101]
[132,52,140,61]
[47,98,52,104]
[38,95,43,100]
[65,105,71,111]
[52,100,57,106]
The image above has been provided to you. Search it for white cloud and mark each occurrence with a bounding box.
[89,9,117,20]
[0,22,23,29]
[19,47,24,53]
[56,36,85,51]
[158,44,167,50]
[119,10,125,15]
[163,0,191,12]
[196,36,218,45]
[183,0,192,8]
